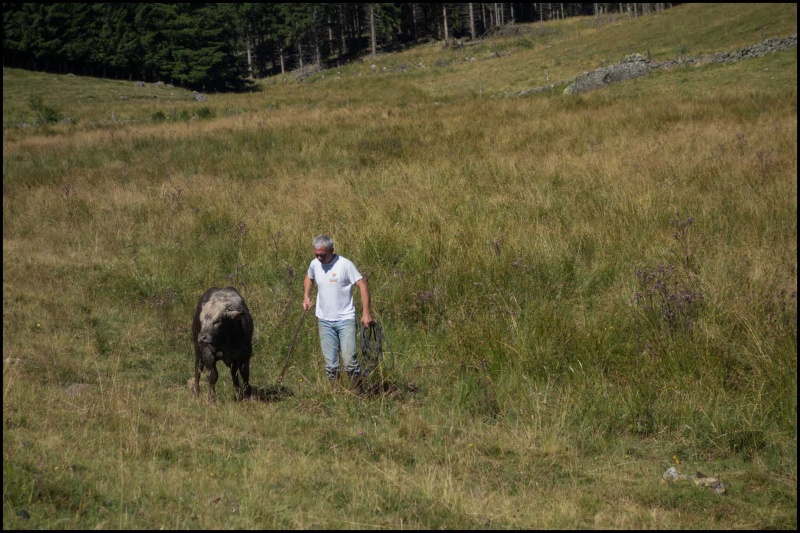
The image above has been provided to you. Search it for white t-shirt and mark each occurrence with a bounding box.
[307,255,363,321]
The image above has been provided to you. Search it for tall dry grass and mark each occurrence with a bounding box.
[4,3,797,529]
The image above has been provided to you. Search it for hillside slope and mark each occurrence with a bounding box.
[3,3,796,130]
[3,3,797,530]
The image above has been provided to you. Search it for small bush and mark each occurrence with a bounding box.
[516,37,535,49]
[633,215,705,336]
[634,263,703,334]
[196,106,215,120]
[28,94,60,125]
[151,110,167,122]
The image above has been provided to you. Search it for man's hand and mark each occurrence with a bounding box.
[356,278,372,328]
[303,275,314,311]
[360,313,374,328]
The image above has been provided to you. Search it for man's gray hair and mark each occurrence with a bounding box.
[312,234,334,251]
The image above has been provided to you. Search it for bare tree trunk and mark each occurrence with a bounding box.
[339,6,346,60]
[327,13,335,63]
[353,9,360,52]
[280,49,285,75]
[369,4,377,57]
[412,3,418,41]
[298,43,303,70]
[469,3,476,40]
[313,7,321,67]
[245,35,253,79]
[442,4,449,42]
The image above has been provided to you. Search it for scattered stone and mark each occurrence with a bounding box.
[488,23,558,38]
[662,466,727,495]
[518,34,797,96]
[4,357,33,365]
[293,63,323,81]
[564,53,650,94]
[662,465,688,482]
[64,383,89,397]
[654,34,797,70]
[135,81,145,87]
[383,63,410,73]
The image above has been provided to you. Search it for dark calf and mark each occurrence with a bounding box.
[191,287,254,402]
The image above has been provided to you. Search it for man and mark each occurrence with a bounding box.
[303,234,373,386]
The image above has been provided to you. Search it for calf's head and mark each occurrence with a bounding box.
[197,291,247,345]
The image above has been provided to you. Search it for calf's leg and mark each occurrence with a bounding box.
[208,364,219,403]
[240,360,252,399]
[230,362,252,401]
[230,363,242,401]
[192,355,202,396]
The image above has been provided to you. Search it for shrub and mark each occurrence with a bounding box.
[28,94,60,125]
[196,106,215,120]
[634,263,703,334]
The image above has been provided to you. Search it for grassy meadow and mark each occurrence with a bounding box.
[3,3,797,529]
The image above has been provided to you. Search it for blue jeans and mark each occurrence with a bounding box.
[317,318,360,380]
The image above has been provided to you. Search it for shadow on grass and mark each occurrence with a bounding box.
[357,378,418,399]
[248,384,294,402]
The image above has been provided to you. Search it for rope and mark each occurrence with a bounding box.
[276,307,309,385]
[359,321,394,377]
